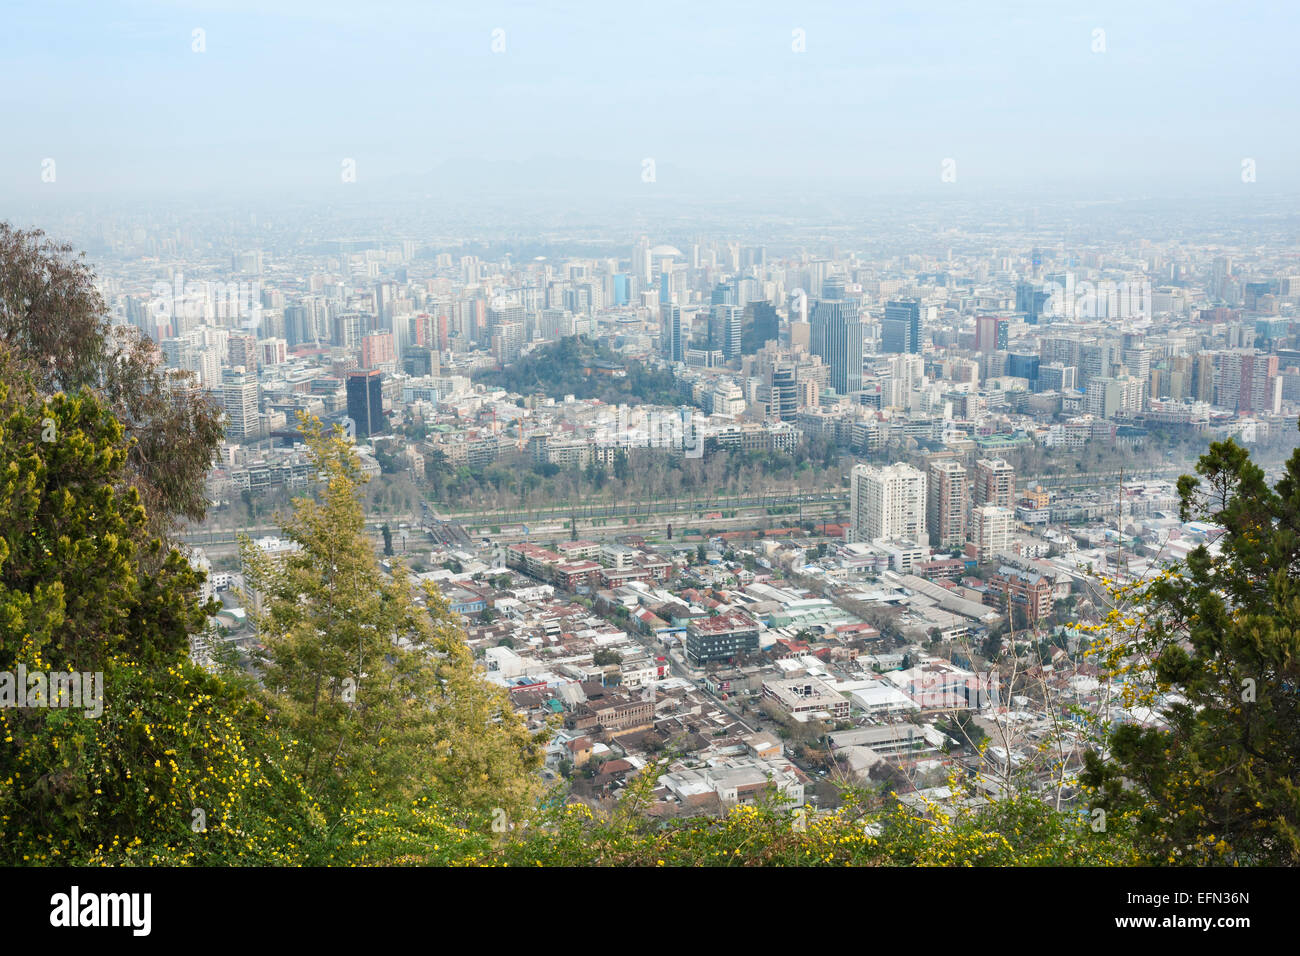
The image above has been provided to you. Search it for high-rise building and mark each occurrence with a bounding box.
[742,301,779,355]
[927,459,969,551]
[969,505,1014,561]
[851,462,927,545]
[1216,350,1281,414]
[360,330,395,370]
[227,331,258,371]
[1038,363,1076,393]
[810,297,863,394]
[259,337,288,367]
[1015,281,1051,324]
[882,300,922,354]
[974,315,1009,354]
[1007,352,1040,387]
[1085,375,1144,419]
[770,366,798,422]
[973,458,1016,509]
[346,369,386,439]
[491,321,525,364]
[661,303,685,363]
[714,304,743,360]
[221,366,260,439]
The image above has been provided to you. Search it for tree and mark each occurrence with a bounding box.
[0,348,321,865]
[0,224,224,534]
[243,414,546,818]
[381,522,394,556]
[593,648,622,667]
[1082,431,1300,865]
[0,348,211,673]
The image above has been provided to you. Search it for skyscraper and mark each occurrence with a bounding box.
[770,366,798,422]
[742,301,779,355]
[975,315,1009,354]
[346,369,386,439]
[810,296,863,394]
[713,304,743,360]
[881,300,923,354]
[970,504,1014,561]
[927,459,969,550]
[973,458,1016,509]
[1015,281,1050,324]
[221,366,260,439]
[661,303,685,363]
[851,462,927,545]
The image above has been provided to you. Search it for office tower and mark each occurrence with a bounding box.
[743,301,780,354]
[612,273,630,306]
[374,281,396,331]
[882,300,922,354]
[403,345,437,378]
[1038,363,1076,393]
[822,275,847,300]
[975,315,1009,354]
[715,304,743,360]
[634,237,652,284]
[1007,352,1040,388]
[851,462,927,545]
[661,303,685,363]
[221,366,260,439]
[770,366,799,422]
[970,505,1014,561]
[1015,281,1050,324]
[346,369,386,439]
[973,458,1016,509]
[810,296,864,394]
[927,460,969,550]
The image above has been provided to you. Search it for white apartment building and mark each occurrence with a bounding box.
[851,462,927,546]
[969,504,1014,561]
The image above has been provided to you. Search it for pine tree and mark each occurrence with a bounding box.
[1083,430,1300,864]
[245,415,546,819]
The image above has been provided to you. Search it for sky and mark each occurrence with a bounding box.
[2,0,1298,204]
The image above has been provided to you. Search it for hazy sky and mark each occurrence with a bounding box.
[3,0,1298,203]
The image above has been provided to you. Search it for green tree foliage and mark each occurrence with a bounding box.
[0,224,224,533]
[243,415,547,818]
[0,349,321,865]
[1082,431,1300,864]
[474,336,682,406]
